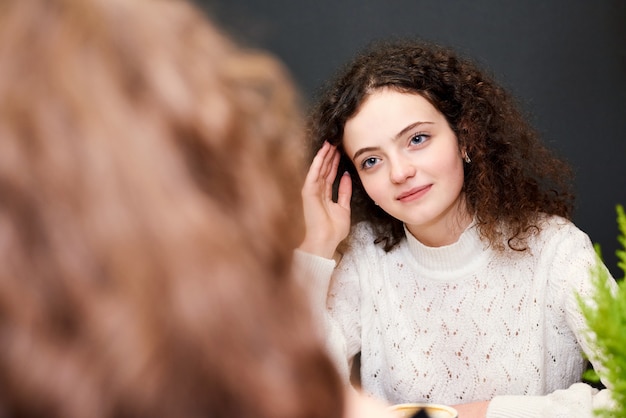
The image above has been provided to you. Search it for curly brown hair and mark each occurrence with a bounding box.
[308,39,574,251]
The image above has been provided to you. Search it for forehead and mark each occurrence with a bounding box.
[343,88,445,147]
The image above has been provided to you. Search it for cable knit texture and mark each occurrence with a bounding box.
[296,215,614,417]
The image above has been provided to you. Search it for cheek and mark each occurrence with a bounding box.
[436,151,464,184]
[358,174,385,202]
[446,160,466,195]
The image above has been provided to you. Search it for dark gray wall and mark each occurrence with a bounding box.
[197,0,626,277]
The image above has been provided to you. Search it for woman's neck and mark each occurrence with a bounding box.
[405,199,473,247]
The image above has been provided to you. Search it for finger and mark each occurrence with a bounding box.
[337,171,352,210]
[321,148,340,199]
[325,147,340,183]
[318,143,337,182]
[304,142,331,186]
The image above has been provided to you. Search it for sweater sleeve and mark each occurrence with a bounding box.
[487,218,617,417]
[488,382,614,418]
[293,248,362,382]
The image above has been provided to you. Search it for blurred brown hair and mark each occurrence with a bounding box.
[0,0,343,417]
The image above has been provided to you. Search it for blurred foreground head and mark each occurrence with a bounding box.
[0,0,343,417]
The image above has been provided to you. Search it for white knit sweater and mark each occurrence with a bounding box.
[296,215,615,417]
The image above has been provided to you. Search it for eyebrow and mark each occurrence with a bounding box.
[351,121,434,161]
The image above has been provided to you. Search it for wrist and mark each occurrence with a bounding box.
[298,238,337,260]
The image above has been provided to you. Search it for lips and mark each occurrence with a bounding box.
[396,185,432,202]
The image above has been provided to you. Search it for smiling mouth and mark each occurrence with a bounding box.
[396,185,432,202]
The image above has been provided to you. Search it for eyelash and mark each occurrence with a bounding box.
[361,157,379,170]
[410,132,429,146]
[359,132,430,170]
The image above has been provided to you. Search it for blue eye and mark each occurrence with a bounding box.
[410,133,429,146]
[361,157,380,169]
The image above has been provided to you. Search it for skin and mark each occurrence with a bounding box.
[343,89,471,247]
[300,141,352,259]
[453,402,490,417]
[300,88,491,417]
[300,88,472,257]
[345,389,396,418]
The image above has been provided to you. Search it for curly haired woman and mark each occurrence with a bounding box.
[297,39,616,417]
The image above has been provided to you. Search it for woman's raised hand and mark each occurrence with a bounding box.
[299,142,352,259]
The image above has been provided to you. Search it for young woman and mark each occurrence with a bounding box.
[297,39,616,417]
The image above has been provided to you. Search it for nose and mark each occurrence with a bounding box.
[389,154,416,184]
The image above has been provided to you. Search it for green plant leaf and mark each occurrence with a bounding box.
[578,204,626,417]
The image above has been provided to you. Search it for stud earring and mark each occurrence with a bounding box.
[463,151,471,164]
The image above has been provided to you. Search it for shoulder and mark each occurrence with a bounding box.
[528,214,600,284]
[342,222,380,253]
[503,214,595,268]
[350,221,378,242]
[495,214,589,255]
[533,214,592,248]
[337,222,404,265]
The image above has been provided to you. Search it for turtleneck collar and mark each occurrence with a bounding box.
[402,220,491,278]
